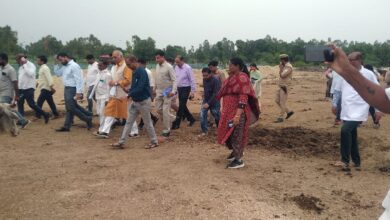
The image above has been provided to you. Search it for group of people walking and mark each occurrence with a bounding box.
[0,48,301,169]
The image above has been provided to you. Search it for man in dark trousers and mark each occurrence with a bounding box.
[199,67,221,136]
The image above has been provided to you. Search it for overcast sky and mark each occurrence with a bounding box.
[2,0,389,49]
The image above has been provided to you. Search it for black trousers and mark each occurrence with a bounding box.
[37,89,59,117]
[174,86,194,126]
[63,87,92,129]
[18,88,47,117]
[368,106,378,124]
[340,121,361,166]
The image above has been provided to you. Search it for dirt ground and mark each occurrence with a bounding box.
[1,67,389,220]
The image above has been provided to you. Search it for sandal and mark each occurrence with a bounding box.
[111,143,124,149]
[145,143,159,149]
[332,161,350,171]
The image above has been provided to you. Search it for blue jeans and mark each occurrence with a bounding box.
[200,102,220,133]
[63,87,92,129]
[0,96,28,124]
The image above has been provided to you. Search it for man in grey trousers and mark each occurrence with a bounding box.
[111,55,158,149]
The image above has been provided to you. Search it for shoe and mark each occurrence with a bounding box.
[188,119,195,127]
[171,121,180,130]
[162,132,170,137]
[227,159,245,169]
[274,118,284,123]
[111,142,124,149]
[198,132,208,138]
[373,123,380,129]
[56,127,70,132]
[332,161,350,171]
[353,163,361,171]
[86,119,93,130]
[44,113,50,124]
[128,133,139,138]
[226,152,235,162]
[97,132,109,139]
[20,120,31,129]
[286,111,294,119]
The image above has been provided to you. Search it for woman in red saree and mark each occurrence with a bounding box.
[217,58,260,169]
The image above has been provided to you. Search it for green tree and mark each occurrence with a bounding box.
[63,34,102,59]
[26,35,63,56]
[0,25,18,55]
[165,45,187,59]
[130,35,156,61]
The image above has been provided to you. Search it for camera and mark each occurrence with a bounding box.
[304,45,334,62]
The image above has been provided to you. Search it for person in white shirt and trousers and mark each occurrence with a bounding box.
[334,52,381,170]
[90,59,112,138]
[85,54,99,114]
[15,54,49,123]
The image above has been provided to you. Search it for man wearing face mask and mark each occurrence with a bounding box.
[54,52,93,132]
[16,54,50,124]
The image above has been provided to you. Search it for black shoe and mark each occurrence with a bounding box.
[44,113,50,124]
[226,152,235,162]
[274,117,284,123]
[171,119,180,130]
[86,119,93,130]
[171,124,180,130]
[56,127,70,132]
[227,159,245,169]
[162,132,170,137]
[188,119,195,127]
[286,111,294,119]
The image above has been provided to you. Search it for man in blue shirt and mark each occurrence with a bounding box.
[112,55,158,149]
[54,53,93,132]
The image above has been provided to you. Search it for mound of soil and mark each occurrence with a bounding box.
[290,193,325,214]
[248,127,339,159]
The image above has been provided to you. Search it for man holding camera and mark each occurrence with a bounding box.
[275,54,294,123]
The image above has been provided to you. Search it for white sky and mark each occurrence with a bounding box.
[2,0,390,49]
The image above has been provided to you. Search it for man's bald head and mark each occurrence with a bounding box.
[348,52,363,69]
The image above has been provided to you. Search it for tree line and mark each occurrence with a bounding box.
[1,25,390,67]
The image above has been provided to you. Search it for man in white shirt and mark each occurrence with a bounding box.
[90,60,112,138]
[85,54,99,113]
[327,44,390,113]
[16,54,49,123]
[330,70,343,125]
[335,52,381,170]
